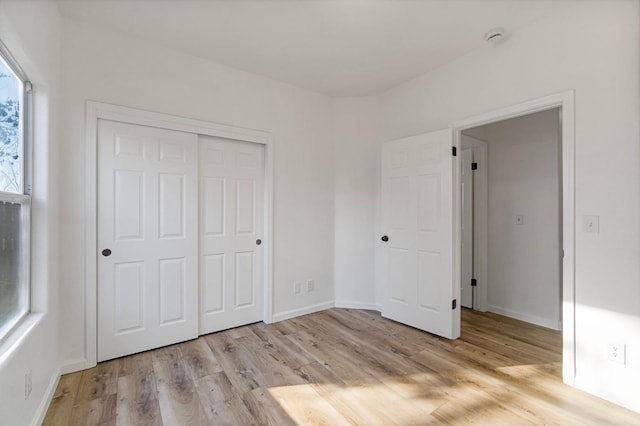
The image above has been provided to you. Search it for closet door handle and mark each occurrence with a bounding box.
[256,239,262,246]
[381,235,389,242]
[102,248,112,257]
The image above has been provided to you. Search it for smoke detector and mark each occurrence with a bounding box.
[484,27,505,43]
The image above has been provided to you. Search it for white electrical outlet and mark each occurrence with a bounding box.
[25,370,32,400]
[294,282,302,294]
[306,279,315,292]
[606,343,626,364]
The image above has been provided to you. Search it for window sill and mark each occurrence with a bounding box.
[0,312,44,366]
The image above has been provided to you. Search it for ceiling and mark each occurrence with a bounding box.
[57,0,575,97]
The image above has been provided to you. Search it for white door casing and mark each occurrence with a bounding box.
[381,128,459,339]
[97,119,198,362]
[459,135,488,312]
[199,136,264,334]
[461,148,473,308]
[452,91,575,385]
[77,101,274,374]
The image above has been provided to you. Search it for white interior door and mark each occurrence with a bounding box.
[461,148,473,308]
[97,120,198,362]
[199,136,264,335]
[381,128,459,339]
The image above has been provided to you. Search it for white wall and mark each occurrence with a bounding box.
[376,0,640,412]
[58,18,335,368]
[333,97,380,309]
[464,109,561,329]
[0,2,61,425]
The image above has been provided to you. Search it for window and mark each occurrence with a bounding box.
[0,40,31,342]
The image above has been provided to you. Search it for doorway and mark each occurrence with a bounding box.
[459,108,562,331]
[453,91,575,385]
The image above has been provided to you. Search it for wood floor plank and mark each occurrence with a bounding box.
[236,333,309,388]
[431,385,535,426]
[115,372,162,426]
[179,337,223,380]
[461,310,562,355]
[267,381,351,425]
[194,371,238,405]
[287,328,382,386]
[200,395,256,425]
[223,324,257,339]
[68,393,117,426]
[203,332,266,394]
[153,354,209,425]
[42,372,82,426]
[412,343,616,425]
[44,308,640,425]
[462,323,559,364]
[247,322,315,370]
[241,387,297,426]
[75,359,119,404]
[118,351,154,378]
[295,361,386,425]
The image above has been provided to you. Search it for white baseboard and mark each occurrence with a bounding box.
[574,374,640,415]
[32,367,60,426]
[271,301,334,323]
[334,300,380,311]
[487,305,561,330]
[59,357,93,375]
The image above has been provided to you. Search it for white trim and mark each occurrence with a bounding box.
[271,301,335,323]
[475,142,489,312]
[31,367,60,426]
[59,358,92,376]
[83,101,274,370]
[0,313,42,367]
[487,305,562,331]
[452,130,461,338]
[459,136,488,312]
[334,301,380,311]
[452,90,576,386]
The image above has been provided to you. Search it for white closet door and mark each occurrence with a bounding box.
[381,128,459,339]
[199,136,264,335]
[97,119,198,362]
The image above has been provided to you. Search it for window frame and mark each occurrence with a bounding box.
[0,39,32,344]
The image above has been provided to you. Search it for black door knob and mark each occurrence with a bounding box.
[102,248,112,257]
[256,239,262,246]
[381,235,389,242]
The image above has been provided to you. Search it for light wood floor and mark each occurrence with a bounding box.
[44,308,640,425]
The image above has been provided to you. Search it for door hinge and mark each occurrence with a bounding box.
[471,278,477,287]
[452,146,457,157]
[452,299,457,310]
[471,162,478,170]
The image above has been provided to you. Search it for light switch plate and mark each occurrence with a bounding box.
[583,215,599,234]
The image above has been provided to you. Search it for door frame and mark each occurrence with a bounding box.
[80,101,274,370]
[452,90,575,386]
[459,139,488,311]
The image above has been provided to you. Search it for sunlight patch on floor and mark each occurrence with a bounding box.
[268,383,349,425]
[494,363,559,380]
[268,375,452,425]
